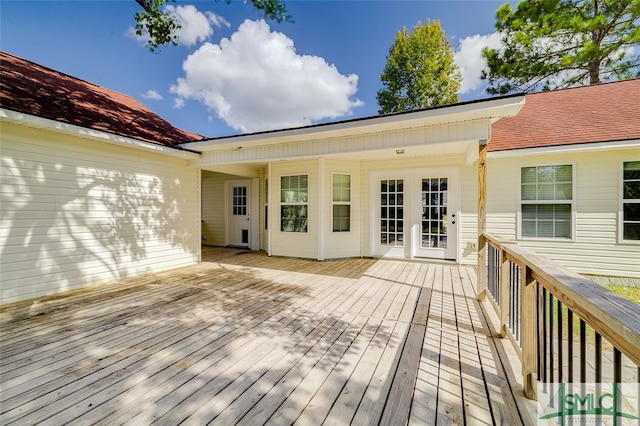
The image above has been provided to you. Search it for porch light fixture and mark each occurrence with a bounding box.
[396,149,405,155]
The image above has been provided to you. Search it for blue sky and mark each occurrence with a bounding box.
[2,0,512,138]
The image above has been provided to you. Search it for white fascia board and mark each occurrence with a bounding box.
[182,95,525,153]
[0,108,200,160]
[488,139,640,158]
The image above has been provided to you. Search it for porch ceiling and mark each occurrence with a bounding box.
[185,97,526,171]
[198,139,474,177]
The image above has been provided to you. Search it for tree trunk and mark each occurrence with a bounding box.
[589,0,601,84]
[135,0,153,13]
[589,60,601,84]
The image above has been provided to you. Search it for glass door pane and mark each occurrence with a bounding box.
[421,178,447,249]
[380,179,404,247]
[233,186,247,215]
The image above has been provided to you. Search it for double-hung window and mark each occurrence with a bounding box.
[520,165,573,238]
[622,161,640,241]
[332,174,351,232]
[280,175,308,232]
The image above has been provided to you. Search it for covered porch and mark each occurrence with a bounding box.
[0,247,537,425]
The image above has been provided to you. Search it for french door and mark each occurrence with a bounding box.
[373,169,458,260]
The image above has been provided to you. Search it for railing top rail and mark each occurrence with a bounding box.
[484,233,640,367]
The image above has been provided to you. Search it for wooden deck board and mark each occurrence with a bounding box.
[0,247,536,425]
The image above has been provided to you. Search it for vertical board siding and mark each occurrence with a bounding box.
[201,171,227,246]
[0,125,200,304]
[487,149,640,279]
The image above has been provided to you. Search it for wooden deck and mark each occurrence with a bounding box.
[0,247,537,425]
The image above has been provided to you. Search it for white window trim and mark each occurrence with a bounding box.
[280,173,309,233]
[619,159,640,245]
[517,162,577,241]
[331,172,352,233]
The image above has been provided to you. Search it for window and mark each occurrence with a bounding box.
[520,165,573,238]
[623,161,640,241]
[332,174,351,232]
[232,186,247,215]
[281,175,308,232]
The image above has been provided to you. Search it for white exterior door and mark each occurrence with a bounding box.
[372,168,459,261]
[414,175,457,260]
[227,180,251,247]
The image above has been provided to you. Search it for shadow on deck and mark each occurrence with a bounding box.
[0,247,538,425]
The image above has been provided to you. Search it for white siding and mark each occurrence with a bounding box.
[201,171,227,246]
[459,163,479,264]
[487,148,640,279]
[1,124,200,304]
[269,160,319,259]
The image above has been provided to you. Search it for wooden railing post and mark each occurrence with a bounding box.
[499,248,510,338]
[520,264,537,399]
[477,139,488,301]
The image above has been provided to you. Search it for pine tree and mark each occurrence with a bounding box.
[482,0,640,94]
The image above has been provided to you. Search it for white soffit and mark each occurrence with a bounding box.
[182,95,525,153]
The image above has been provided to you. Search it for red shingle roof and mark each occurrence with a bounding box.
[0,51,202,149]
[490,79,640,152]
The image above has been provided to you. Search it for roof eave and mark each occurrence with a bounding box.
[488,138,640,158]
[0,108,201,160]
[181,95,526,153]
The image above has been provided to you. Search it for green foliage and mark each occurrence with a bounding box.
[135,0,181,52]
[134,0,292,52]
[376,20,461,114]
[482,0,640,94]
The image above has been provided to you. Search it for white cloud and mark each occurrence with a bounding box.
[165,5,230,47]
[173,97,185,109]
[141,89,163,101]
[454,32,503,94]
[170,19,363,133]
[127,4,229,48]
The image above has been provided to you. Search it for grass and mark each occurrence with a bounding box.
[605,284,640,305]
[544,284,639,348]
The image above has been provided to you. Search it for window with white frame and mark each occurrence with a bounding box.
[280,175,308,232]
[332,174,351,232]
[520,165,573,238]
[622,161,640,241]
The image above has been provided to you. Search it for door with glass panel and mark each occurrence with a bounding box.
[374,170,458,260]
[378,178,405,257]
[414,176,457,259]
[227,180,251,247]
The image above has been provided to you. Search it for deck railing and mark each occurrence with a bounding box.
[480,233,640,401]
